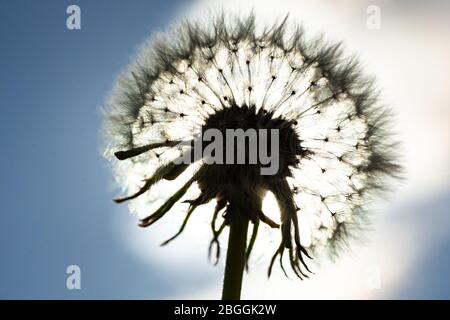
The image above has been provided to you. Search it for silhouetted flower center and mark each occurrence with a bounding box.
[197,104,306,223]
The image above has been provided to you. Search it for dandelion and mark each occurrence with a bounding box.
[103,13,401,299]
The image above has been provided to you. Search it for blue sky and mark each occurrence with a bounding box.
[0,0,449,299]
[0,0,194,299]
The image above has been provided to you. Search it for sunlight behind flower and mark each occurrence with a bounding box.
[111,0,450,299]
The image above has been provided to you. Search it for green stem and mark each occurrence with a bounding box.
[221,215,249,300]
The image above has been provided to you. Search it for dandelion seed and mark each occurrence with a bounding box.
[103,13,401,299]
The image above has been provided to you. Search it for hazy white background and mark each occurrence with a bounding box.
[116,0,450,299]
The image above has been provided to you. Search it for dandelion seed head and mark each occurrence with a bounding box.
[104,13,401,277]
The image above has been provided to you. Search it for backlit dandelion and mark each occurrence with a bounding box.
[103,13,401,299]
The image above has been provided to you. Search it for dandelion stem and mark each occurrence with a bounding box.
[222,214,249,300]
